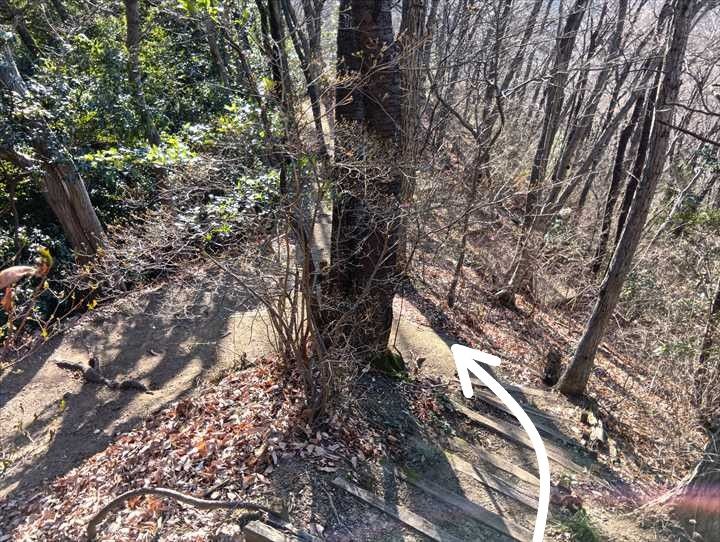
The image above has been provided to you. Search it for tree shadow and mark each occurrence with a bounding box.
[0,268,261,505]
[265,371,533,541]
[395,280,646,513]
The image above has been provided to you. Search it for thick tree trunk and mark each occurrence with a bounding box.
[0,40,105,257]
[396,0,427,270]
[124,0,161,146]
[557,0,696,396]
[325,0,401,360]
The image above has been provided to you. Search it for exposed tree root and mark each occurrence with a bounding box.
[55,360,149,392]
[86,487,277,540]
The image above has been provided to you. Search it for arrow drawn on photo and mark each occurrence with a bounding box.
[451,344,550,542]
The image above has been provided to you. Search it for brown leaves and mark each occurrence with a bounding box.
[5,356,308,541]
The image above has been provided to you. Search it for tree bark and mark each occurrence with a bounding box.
[124,0,161,146]
[396,0,427,270]
[0,0,40,59]
[324,0,402,360]
[557,0,697,396]
[591,92,645,275]
[0,39,105,257]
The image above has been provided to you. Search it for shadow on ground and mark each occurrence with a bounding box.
[0,267,274,503]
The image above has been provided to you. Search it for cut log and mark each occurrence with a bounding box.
[244,521,311,542]
[448,436,540,486]
[396,468,533,542]
[442,451,538,509]
[450,399,586,474]
[471,377,550,399]
[471,387,562,425]
[465,393,584,449]
[332,477,465,542]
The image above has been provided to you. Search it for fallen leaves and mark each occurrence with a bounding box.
[1,356,308,541]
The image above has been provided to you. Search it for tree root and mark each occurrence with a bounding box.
[86,487,277,540]
[55,360,149,392]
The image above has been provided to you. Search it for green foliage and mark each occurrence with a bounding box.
[201,170,280,244]
[676,208,720,231]
[370,350,407,377]
[556,510,601,542]
[1,0,276,269]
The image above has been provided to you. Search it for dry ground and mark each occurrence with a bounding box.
[0,264,274,501]
[0,220,700,541]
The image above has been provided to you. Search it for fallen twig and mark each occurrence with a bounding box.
[86,486,276,540]
[55,360,149,392]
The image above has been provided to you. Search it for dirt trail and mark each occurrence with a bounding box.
[0,266,274,501]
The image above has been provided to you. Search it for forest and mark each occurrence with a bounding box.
[1,0,720,540]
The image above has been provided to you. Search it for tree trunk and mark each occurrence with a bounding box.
[398,0,426,210]
[324,0,402,360]
[0,0,40,59]
[591,92,645,275]
[613,73,665,250]
[547,0,626,205]
[557,0,697,396]
[0,40,105,257]
[538,88,637,232]
[501,0,589,297]
[279,0,328,157]
[204,13,230,88]
[124,0,161,146]
[525,0,589,218]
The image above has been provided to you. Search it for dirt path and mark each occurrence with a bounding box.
[0,266,274,502]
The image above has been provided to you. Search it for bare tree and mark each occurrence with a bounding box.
[557,0,698,396]
[279,0,328,156]
[499,0,589,301]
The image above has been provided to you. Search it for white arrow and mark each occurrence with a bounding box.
[451,343,550,542]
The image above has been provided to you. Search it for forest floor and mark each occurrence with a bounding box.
[0,262,274,500]
[0,217,702,541]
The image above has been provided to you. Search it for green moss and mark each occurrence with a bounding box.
[557,510,601,542]
[370,350,407,376]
